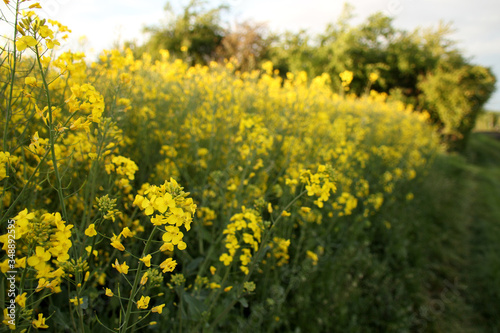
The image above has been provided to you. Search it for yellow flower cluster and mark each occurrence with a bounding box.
[67,83,106,127]
[105,155,139,194]
[94,195,120,222]
[339,70,354,90]
[133,178,197,251]
[219,207,264,274]
[332,192,358,216]
[0,209,73,292]
[0,2,442,330]
[269,237,291,267]
[15,9,69,51]
[299,165,337,208]
[0,152,10,181]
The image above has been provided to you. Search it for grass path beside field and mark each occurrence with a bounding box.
[422,133,500,332]
[463,134,500,332]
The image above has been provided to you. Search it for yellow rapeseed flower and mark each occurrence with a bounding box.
[3,308,15,330]
[339,70,353,85]
[85,246,98,258]
[137,295,150,309]
[219,253,232,266]
[16,292,27,308]
[139,254,152,267]
[306,250,318,265]
[121,227,133,238]
[159,258,177,273]
[300,207,311,213]
[39,25,54,39]
[27,246,51,267]
[112,259,129,274]
[32,313,49,329]
[152,304,165,314]
[140,272,149,285]
[25,76,37,86]
[69,297,83,306]
[16,36,37,51]
[84,224,97,237]
[110,233,125,251]
[281,211,291,217]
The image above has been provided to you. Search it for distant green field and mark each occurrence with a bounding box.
[475,111,500,132]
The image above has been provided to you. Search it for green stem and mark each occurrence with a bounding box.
[34,47,68,222]
[1,0,20,218]
[199,264,232,332]
[68,283,77,332]
[33,45,84,301]
[3,0,20,152]
[15,258,30,328]
[120,225,158,333]
[34,40,86,330]
[1,147,51,223]
[76,286,85,332]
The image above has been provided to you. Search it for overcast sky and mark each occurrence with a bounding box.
[3,0,500,110]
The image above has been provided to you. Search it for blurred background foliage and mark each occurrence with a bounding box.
[126,1,496,151]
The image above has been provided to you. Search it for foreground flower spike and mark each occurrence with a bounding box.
[219,207,264,274]
[133,178,196,266]
[300,164,336,208]
[0,2,449,330]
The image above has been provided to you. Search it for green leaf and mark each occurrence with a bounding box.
[238,297,248,308]
[185,256,204,275]
[183,293,207,321]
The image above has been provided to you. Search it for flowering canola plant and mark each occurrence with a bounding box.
[0,1,440,332]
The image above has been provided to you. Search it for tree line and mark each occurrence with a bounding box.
[126,1,496,151]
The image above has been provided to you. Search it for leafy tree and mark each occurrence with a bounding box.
[133,1,496,149]
[215,21,272,72]
[419,63,496,150]
[266,5,496,149]
[268,30,317,78]
[137,0,227,64]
